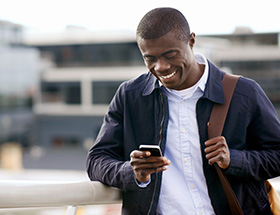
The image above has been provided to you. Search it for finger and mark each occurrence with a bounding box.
[145,156,170,165]
[205,142,229,159]
[130,157,170,169]
[155,165,169,172]
[130,150,151,159]
[205,149,220,160]
[205,136,225,147]
[140,165,169,175]
[131,157,171,183]
[206,149,230,169]
[136,165,169,183]
[207,156,229,169]
[204,141,225,154]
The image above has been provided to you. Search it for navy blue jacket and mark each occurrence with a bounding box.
[87,61,280,215]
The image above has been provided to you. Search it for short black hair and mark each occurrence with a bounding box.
[136,7,190,42]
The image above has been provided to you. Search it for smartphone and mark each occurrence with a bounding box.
[139,145,162,157]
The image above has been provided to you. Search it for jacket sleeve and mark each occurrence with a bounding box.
[226,80,280,180]
[86,83,139,191]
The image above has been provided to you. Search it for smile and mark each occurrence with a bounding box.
[161,71,177,79]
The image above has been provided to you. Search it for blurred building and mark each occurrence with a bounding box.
[197,28,280,115]
[24,26,146,148]
[24,26,280,148]
[0,20,47,147]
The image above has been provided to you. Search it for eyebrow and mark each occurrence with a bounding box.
[143,49,178,58]
[143,54,155,58]
[162,49,178,56]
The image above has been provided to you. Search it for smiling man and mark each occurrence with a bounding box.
[138,30,203,91]
[87,7,280,215]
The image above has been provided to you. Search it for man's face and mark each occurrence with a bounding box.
[138,31,197,90]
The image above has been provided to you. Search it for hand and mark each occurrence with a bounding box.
[130,150,171,183]
[204,136,230,169]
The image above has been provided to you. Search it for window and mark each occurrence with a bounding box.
[41,82,81,104]
[92,81,122,104]
[37,42,144,67]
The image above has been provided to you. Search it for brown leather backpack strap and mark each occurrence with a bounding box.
[208,73,240,139]
[213,163,243,215]
[208,73,243,215]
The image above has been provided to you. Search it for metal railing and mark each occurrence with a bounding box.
[0,178,279,215]
[0,180,121,215]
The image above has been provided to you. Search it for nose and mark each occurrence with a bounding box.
[154,58,171,73]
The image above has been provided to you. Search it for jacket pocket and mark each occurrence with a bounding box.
[243,181,272,214]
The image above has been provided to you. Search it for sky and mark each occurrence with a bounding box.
[0,0,280,35]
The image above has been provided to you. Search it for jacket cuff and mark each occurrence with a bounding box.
[122,161,139,191]
[225,149,243,176]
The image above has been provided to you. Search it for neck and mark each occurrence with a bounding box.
[186,61,205,88]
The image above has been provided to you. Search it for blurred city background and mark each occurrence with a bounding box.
[0,0,280,214]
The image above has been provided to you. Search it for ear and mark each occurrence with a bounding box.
[189,32,196,48]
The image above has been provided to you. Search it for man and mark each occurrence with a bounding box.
[87,7,280,215]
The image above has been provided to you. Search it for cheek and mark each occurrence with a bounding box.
[144,61,153,70]
[173,59,188,70]
[181,56,193,68]
[147,64,158,76]
[144,61,149,67]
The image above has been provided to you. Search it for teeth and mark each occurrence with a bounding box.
[161,71,176,79]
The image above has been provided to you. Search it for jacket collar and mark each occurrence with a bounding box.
[142,61,225,104]
[142,72,160,96]
[203,61,225,104]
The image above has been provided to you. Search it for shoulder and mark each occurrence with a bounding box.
[118,72,157,95]
[122,72,150,88]
[235,76,267,101]
[233,76,275,119]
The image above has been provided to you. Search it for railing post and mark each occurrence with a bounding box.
[65,206,78,215]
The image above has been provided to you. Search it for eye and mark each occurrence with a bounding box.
[164,52,176,59]
[144,56,156,62]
